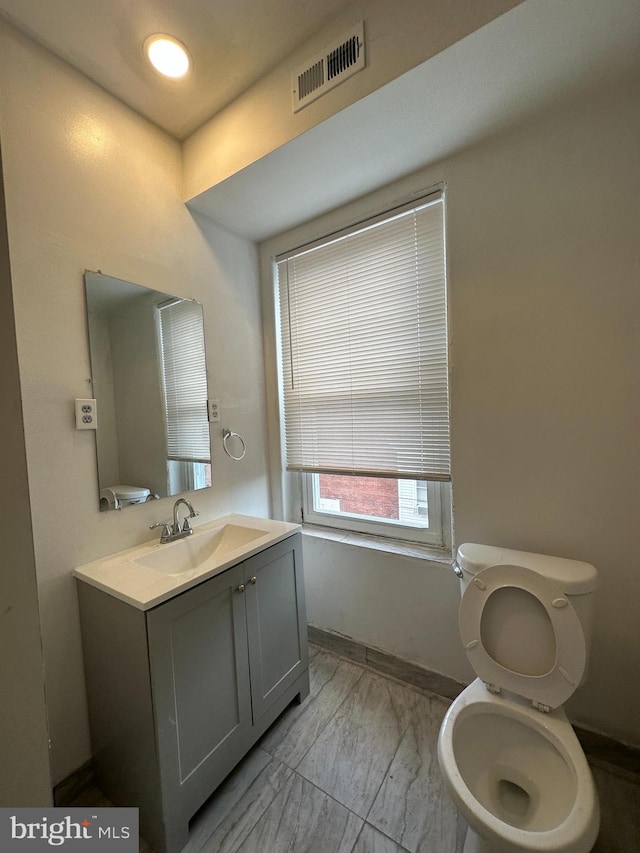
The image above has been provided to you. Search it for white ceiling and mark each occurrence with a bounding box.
[1,0,639,241]
[0,0,353,139]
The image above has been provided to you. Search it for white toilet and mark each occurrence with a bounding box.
[437,543,600,853]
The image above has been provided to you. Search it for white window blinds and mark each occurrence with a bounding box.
[158,299,211,464]
[276,193,450,482]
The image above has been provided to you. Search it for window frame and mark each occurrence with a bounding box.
[301,472,448,547]
[273,188,451,551]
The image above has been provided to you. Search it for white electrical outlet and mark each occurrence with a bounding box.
[207,398,220,423]
[75,398,98,430]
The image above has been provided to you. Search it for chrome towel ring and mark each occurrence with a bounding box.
[222,428,246,461]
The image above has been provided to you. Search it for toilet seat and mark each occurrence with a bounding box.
[459,564,587,709]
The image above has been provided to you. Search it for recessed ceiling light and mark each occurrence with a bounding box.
[144,35,190,78]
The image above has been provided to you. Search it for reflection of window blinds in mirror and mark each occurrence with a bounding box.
[158,299,210,463]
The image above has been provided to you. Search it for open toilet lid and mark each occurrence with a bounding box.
[459,564,587,709]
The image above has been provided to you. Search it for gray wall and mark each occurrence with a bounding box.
[0,145,51,805]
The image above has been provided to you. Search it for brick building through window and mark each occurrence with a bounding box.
[318,474,399,519]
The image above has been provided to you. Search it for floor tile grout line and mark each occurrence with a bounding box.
[282,661,367,773]
[260,651,367,767]
[348,821,412,853]
[286,768,371,845]
[191,756,293,853]
[292,672,421,836]
[360,681,419,840]
[361,821,414,853]
[309,654,439,851]
[349,820,367,853]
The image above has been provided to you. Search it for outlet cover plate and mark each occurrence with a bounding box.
[75,398,97,430]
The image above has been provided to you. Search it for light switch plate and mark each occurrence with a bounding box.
[75,398,97,430]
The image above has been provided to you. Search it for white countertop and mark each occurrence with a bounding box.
[73,513,301,610]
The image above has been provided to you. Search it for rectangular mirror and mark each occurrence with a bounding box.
[84,271,212,511]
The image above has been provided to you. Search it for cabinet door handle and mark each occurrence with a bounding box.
[249,576,257,585]
[237,584,245,593]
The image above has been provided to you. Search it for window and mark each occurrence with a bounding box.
[275,192,450,546]
[157,298,211,494]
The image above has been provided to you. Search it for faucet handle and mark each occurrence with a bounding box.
[150,521,172,539]
[181,517,193,533]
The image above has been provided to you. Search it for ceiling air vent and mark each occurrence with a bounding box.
[292,22,365,113]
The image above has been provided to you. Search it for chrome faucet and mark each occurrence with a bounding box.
[150,498,199,544]
[173,498,198,535]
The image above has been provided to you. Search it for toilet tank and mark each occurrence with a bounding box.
[455,543,598,682]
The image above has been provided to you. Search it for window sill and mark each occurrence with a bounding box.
[301,523,452,566]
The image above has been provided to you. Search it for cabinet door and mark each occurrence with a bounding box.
[244,533,308,722]
[147,564,252,818]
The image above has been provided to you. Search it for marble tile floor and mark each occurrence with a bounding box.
[77,644,640,853]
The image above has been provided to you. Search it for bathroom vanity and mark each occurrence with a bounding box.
[74,515,309,853]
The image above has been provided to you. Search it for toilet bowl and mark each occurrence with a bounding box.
[437,544,600,853]
[438,679,599,853]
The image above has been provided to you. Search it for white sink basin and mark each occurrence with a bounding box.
[73,513,301,610]
[135,523,265,575]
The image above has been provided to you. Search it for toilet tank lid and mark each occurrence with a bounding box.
[456,543,598,594]
[103,485,150,500]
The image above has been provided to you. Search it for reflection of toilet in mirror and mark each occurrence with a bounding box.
[438,544,600,853]
[100,485,150,511]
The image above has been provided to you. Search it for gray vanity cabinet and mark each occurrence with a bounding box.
[77,532,308,853]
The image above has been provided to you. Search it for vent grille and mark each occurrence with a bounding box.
[298,59,325,101]
[292,23,365,112]
[327,35,360,81]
